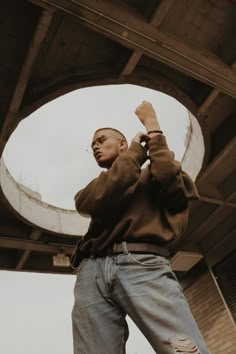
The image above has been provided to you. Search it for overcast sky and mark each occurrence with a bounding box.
[1,84,189,354]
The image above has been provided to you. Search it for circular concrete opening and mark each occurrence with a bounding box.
[1,84,204,235]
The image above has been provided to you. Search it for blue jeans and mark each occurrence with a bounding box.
[72,245,210,354]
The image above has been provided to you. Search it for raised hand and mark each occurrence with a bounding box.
[135,101,161,132]
[131,132,150,145]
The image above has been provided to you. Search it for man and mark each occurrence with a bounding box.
[71,101,210,354]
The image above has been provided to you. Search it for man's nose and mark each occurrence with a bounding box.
[92,143,100,153]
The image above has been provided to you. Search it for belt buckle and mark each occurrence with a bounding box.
[112,243,117,252]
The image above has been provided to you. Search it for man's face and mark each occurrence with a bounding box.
[91,129,126,169]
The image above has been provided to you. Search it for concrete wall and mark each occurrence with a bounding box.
[0,158,90,236]
[182,111,204,181]
[184,272,236,353]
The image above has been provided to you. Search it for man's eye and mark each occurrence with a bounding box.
[98,136,106,144]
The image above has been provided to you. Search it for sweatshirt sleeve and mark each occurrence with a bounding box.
[148,134,199,212]
[74,142,147,218]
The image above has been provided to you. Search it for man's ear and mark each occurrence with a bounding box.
[119,139,128,153]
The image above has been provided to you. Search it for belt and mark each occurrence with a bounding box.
[106,242,169,258]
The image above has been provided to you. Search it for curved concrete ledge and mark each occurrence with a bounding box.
[0,158,90,236]
[0,95,204,236]
[181,111,205,181]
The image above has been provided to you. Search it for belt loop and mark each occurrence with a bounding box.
[122,241,129,255]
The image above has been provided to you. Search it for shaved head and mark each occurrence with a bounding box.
[94,128,127,145]
[91,127,128,168]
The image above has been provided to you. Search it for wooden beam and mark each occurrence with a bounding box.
[198,89,220,114]
[28,0,236,98]
[199,195,236,208]
[16,250,31,270]
[198,59,236,114]
[150,0,175,28]
[0,9,54,155]
[120,50,143,76]
[199,137,236,182]
[0,237,74,255]
[206,227,236,267]
[121,0,175,76]
[15,230,42,270]
[188,192,236,241]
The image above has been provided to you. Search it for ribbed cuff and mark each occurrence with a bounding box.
[148,134,169,153]
[127,141,148,165]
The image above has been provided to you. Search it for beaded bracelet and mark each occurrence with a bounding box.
[147,130,163,135]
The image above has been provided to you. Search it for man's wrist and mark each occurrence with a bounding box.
[148,132,163,138]
[147,130,163,135]
[144,121,161,132]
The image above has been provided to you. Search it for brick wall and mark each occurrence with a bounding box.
[184,271,236,354]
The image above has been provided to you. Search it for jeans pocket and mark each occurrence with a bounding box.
[74,258,90,285]
[166,267,183,293]
[128,253,169,267]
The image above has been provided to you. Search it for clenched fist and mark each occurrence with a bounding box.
[135,101,161,132]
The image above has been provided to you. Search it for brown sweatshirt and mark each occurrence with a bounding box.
[74,134,199,258]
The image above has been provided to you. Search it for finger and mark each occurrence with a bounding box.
[139,133,150,142]
[135,102,145,112]
[135,107,141,115]
[132,132,145,143]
